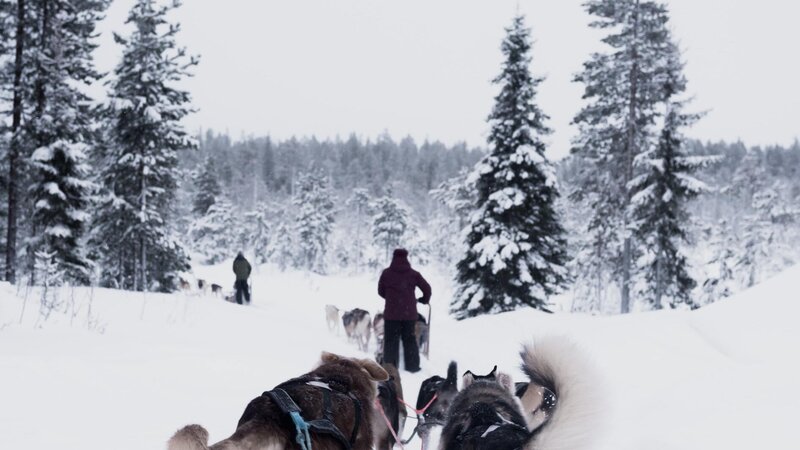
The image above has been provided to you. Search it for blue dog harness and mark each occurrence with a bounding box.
[264,380,362,450]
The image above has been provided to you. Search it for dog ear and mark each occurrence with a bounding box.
[321,352,340,364]
[488,365,497,377]
[358,358,389,381]
[463,371,476,388]
[496,372,514,393]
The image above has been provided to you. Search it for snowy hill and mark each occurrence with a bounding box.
[1,264,798,449]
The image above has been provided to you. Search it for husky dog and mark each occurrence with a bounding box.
[210,283,223,296]
[167,352,389,450]
[197,279,208,294]
[325,305,340,334]
[463,365,497,383]
[373,313,385,362]
[373,363,406,450]
[463,366,545,407]
[439,366,528,450]
[414,361,458,448]
[178,277,192,292]
[416,313,429,357]
[342,308,372,352]
[439,338,601,450]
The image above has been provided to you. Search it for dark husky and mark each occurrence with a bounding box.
[167,352,389,450]
[342,308,372,352]
[412,361,458,448]
[439,337,601,450]
[373,363,406,450]
[439,367,528,450]
[373,313,385,363]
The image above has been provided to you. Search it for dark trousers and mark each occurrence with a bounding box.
[383,319,420,372]
[235,280,250,304]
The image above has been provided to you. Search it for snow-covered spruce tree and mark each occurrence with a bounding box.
[628,46,712,309]
[293,170,335,273]
[269,218,295,271]
[452,15,568,319]
[572,0,676,313]
[91,0,196,292]
[189,197,236,264]
[192,156,221,216]
[2,0,35,284]
[430,169,476,264]
[244,202,272,264]
[26,0,109,284]
[345,187,372,272]
[371,194,410,263]
[700,219,737,306]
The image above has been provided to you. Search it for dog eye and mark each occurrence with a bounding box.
[541,388,556,411]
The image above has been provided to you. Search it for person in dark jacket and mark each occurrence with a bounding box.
[233,252,252,304]
[378,248,432,373]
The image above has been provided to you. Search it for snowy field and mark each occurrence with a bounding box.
[1,262,798,450]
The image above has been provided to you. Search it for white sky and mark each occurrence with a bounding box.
[93,0,800,159]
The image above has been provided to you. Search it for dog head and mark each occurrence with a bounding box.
[463,365,497,384]
[319,351,388,383]
[416,361,459,423]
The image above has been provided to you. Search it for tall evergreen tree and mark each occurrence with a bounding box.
[572,0,676,313]
[629,46,710,309]
[25,0,109,284]
[192,156,221,216]
[3,0,32,283]
[371,194,409,263]
[345,187,372,271]
[452,15,568,319]
[293,169,335,273]
[91,0,196,292]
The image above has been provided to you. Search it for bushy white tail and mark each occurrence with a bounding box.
[167,424,210,450]
[521,336,604,450]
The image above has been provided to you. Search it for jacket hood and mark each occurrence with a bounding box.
[389,248,411,271]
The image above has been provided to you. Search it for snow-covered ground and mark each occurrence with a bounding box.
[1,262,798,449]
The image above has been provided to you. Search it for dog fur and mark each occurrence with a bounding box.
[415,361,458,449]
[438,366,528,450]
[373,313,385,362]
[517,337,603,450]
[197,279,208,294]
[211,283,223,295]
[178,277,192,292]
[325,305,340,334]
[373,363,406,450]
[342,308,372,352]
[167,352,389,450]
[416,313,429,357]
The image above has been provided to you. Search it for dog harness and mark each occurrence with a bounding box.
[264,379,362,450]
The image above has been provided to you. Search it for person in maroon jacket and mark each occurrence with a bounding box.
[378,248,432,373]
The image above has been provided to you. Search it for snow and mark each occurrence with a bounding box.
[1,263,798,449]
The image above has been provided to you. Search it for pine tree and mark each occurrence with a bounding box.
[91,0,196,292]
[269,218,295,271]
[192,156,221,216]
[345,187,372,272]
[452,15,568,319]
[25,0,109,284]
[3,0,36,283]
[189,197,236,264]
[572,0,677,313]
[628,46,712,309]
[293,170,335,273]
[700,219,737,305]
[245,202,272,264]
[371,194,410,263]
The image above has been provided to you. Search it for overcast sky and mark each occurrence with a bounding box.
[93,0,799,159]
